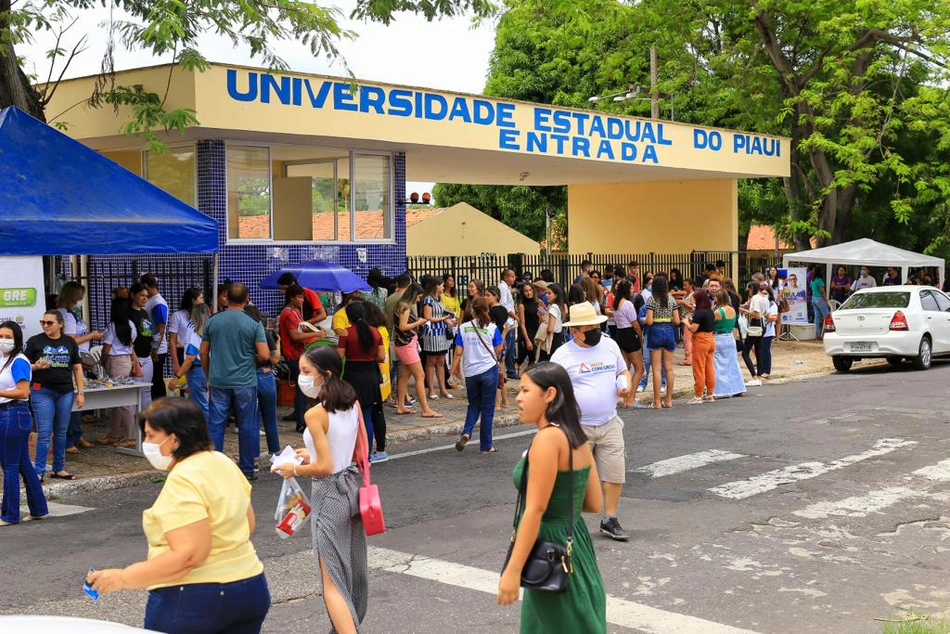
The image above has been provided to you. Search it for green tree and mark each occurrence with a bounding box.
[1,0,495,141]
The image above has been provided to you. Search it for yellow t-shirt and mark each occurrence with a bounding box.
[442,293,462,321]
[332,309,351,333]
[142,451,264,590]
[378,326,392,401]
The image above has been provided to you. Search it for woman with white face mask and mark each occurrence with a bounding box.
[0,321,49,526]
[88,398,270,633]
[273,345,370,633]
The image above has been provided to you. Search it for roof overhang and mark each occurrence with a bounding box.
[45,64,790,186]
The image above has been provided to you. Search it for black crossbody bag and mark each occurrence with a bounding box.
[502,426,574,593]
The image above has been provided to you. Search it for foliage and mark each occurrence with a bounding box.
[881,613,950,634]
[451,0,950,257]
[1,0,493,144]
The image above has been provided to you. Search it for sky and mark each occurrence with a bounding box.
[19,1,499,199]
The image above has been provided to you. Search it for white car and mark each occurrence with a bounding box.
[823,285,950,372]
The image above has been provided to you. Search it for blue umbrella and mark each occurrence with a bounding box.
[259,259,371,293]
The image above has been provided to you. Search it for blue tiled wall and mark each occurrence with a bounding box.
[79,141,407,325]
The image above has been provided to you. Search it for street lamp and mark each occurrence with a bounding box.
[588,85,638,104]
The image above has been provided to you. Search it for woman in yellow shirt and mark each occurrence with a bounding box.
[89,398,270,634]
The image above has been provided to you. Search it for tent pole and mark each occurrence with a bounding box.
[902,266,909,286]
[213,253,219,312]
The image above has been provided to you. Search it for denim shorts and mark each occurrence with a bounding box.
[647,323,677,352]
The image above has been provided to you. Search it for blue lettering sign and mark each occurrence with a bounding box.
[388,89,413,117]
[359,86,386,114]
[499,129,520,150]
[227,69,257,102]
[333,82,357,112]
[534,107,551,132]
[496,103,516,128]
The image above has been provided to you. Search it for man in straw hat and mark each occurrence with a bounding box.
[551,302,633,541]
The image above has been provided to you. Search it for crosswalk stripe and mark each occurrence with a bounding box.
[369,546,761,634]
[792,457,950,519]
[708,438,917,500]
[20,501,94,518]
[633,449,747,478]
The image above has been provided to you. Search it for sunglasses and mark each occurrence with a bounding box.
[40,320,57,326]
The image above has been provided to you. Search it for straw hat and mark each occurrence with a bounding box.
[531,280,550,291]
[562,302,607,327]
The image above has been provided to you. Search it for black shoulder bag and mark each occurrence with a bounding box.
[502,426,574,593]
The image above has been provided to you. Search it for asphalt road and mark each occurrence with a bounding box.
[4,358,950,633]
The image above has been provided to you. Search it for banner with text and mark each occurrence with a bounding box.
[779,268,808,324]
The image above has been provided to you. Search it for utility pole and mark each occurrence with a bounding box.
[650,45,659,120]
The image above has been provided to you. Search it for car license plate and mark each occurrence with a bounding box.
[850,342,873,352]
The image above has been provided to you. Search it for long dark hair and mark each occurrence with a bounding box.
[0,321,23,372]
[568,283,586,306]
[442,273,456,298]
[361,300,387,330]
[547,283,567,317]
[612,279,633,311]
[179,287,203,312]
[303,346,357,413]
[345,302,375,353]
[652,275,670,309]
[471,296,491,327]
[523,363,585,449]
[110,297,133,347]
[138,397,214,455]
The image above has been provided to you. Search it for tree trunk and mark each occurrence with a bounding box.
[0,0,46,120]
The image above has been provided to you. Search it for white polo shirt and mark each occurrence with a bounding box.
[551,337,626,426]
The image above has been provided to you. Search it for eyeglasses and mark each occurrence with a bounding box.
[40,320,56,326]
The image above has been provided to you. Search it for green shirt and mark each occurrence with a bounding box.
[202,309,266,389]
[810,278,825,299]
[383,290,404,333]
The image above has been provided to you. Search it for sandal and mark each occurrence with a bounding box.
[96,436,119,445]
[455,433,470,452]
[686,396,704,405]
[703,396,716,403]
[116,439,137,448]
[662,401,673,409]
[50,472,75,480]
[66,446,80,455]
[481,447,499,454]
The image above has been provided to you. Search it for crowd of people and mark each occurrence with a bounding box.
[5,258,916,634]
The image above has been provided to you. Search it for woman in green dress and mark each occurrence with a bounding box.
[497,362,607,633]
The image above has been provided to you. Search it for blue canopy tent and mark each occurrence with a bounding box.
[0,106,218,255]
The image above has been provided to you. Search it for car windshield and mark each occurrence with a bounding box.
[840,292,910,310]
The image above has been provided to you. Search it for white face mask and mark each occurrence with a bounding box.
[860,270,868,277]
[142,436,175,471]
[0,339,15,354]
[297,374,323,399]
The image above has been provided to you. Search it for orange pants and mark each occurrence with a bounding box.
[692,332,715,397]
[682,325,693,364]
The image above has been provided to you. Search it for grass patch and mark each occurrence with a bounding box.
[881,614,950,634]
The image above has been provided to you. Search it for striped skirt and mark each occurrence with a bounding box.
[311,467,368,632]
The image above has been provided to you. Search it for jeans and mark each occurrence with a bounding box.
[742,335,762,377]
[286,358,310,432]
[139,355,154,412]
[187,366,209,424]
[361,405,375,456]
[66,411,83,448]
[31,386,74,475]
[0,402,48,524]
[209,386,259,476]
[504,329,517,377]
[759,336,774,376]
[638,329,667,390]
[256,367,280,456]
[144,572,270,634]
[463,365,498,452]
[813,297,830,338]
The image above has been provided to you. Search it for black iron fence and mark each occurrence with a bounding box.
[407,251,791,290]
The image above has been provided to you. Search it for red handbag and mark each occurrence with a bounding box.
[355,406,386,536]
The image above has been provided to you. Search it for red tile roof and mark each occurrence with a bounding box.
[746,225,792,250]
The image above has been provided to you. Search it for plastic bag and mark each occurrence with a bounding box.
[275,477,311,539]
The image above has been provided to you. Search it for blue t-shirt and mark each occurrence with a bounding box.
[0,354,31,404]
[202,309,266,389]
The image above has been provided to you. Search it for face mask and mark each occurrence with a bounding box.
[582,328,602,346]
[142,436,174,471]
[861,270,868,277]
[0,339,15,354]
[298,374,323,399]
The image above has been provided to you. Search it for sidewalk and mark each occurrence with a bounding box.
[6,339,865,500]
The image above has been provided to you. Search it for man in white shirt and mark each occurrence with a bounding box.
[551,302,633,541]
[851,267,877,291]
[498,269,519,379]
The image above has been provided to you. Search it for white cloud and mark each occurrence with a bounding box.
[20,1,496,95]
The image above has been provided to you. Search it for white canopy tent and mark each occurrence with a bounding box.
[782,238,945,290]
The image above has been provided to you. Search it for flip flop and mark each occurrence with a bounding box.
[421,412,443,418]
[50,472,75,480]
[481,447,499,454]
[662,401,673,409]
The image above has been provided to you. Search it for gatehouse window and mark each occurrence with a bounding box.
[144,145,196,207]
[227,144,272,240]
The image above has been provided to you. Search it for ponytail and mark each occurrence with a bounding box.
[345,302,375,353]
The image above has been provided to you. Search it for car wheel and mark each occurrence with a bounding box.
[886,356,903,366]
[832,356,853,373]
[912,336,932,371]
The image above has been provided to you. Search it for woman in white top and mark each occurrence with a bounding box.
[544,283,568,359]
[274,346,368,633]
[168,288,204,380]
[0,321,49,525]
[57,282,102,454]
[99,297,143,447]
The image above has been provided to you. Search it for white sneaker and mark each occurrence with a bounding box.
[745,379,762,387]
[636,385,645,393]
[660,386,667,395]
